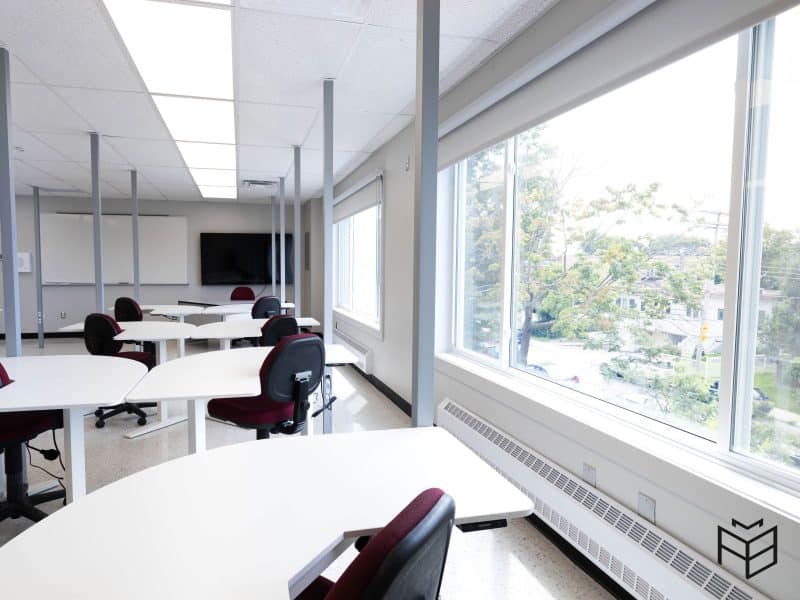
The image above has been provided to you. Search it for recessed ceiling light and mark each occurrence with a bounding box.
[190,168,237,187]
[198,185,237,199]
[176,142,236,170]
[153,95,235,144]
[103,0,233,99]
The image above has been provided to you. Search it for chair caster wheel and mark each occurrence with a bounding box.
[94,409,103,417]
[137,416,147,426]
[95,420,105,429]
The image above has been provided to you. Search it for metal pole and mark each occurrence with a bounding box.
[0,49,21,357]
[293,146,302,314]
[270,196,276,297]
[322,78,334,435]
[90,132,104,313]
[411,0,440,427]
[279,176,286,303]
[33,187,45,348]
[131,170,141,301]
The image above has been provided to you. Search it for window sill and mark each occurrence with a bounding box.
[435,351,800,519]
[333,308,382,342]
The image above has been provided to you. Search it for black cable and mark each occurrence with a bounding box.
[25,441,65,492]
[53,429,66,472]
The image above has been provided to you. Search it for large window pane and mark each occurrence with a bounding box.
[456,143,505,359]
[333,205,380,326]
[510,37,738,437]
[740,8,800,471]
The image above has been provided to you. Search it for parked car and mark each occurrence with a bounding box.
[527,361,580,385]
[708,381,771,415]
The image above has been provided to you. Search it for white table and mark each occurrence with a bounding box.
[127,345,358,454]
[204,302,295,321]
[192,317,321,350]
[112,321,197,439]
[0,427,533,599]
[0,355,146,503]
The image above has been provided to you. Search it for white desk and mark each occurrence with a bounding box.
[0,427,533,599]
[127,345,357,454]
[204,302,295,321]
[112,321,197,440]
[192,317,321,350]
[0,356,146,502]
[145,305,206,355]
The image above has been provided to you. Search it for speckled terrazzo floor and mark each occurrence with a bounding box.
[0,338,612,599]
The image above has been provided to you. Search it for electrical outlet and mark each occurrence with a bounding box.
[638,492,656,524]
[59,311,66,319]
[581,462,596,487]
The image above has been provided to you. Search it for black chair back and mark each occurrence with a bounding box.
[260,316,299,347]
[114,297,143,322]
[252,296,282,319]
[84,313,123,356]
[260,334,324,402]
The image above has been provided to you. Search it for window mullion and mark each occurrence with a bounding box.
[499,139,516,367]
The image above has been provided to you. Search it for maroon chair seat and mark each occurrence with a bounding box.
[208,334,324,440]
[298,488,455,600]
[231,286,255,301]
[0,362,66,524]
[117,350,156,370]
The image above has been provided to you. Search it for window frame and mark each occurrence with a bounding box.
[448,17,800,493]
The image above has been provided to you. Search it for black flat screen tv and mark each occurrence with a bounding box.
[200,233,293,285]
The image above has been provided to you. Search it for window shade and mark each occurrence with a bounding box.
[438,0,796,168]
[333,176,381,223]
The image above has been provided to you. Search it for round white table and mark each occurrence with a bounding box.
[0,427,533,599]
[0,355,146,502]
[204,302,295,321]
[192,317,321,350]
[127,344,357,453]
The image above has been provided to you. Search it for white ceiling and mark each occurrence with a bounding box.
[1,0,558,204]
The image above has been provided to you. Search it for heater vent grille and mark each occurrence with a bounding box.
[440,401,762,600]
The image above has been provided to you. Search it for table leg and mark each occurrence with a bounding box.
[157,339,168,365]
[220,339,231,351]
[322,367,333,434]
[63,407,86,503]
[0,457,5,499]
[178,315,186,357]
[187,398,208,454]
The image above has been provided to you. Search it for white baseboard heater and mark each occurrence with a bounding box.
[437,399,766,600]
[332,329,374,374]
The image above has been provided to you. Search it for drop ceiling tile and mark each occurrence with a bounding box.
[236,102,317,147]
[11,128,68,161]
[10,83,90,133]
[13,159,71,191]
[136,166,197,188]
[239,0,371,22]
[304,109,396,152]
[335,26,474,114]
[362,113,414,154]
[33,133,128,165]
[238,145,293,174]
[149,183,202,202]
[9,55,40,84]
[236,9,360,106]
[21,160,92,193]
[55,87,171,140]
[0,0,143,91]
[106,138,185,169]
[95,166,164,200]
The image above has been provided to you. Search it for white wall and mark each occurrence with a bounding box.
[3,194,296,332]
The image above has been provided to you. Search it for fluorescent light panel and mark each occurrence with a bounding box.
[176,142,236,170]
[198,186,238,199]
[190,168,237,187]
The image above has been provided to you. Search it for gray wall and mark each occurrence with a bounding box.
[3,194,296,333]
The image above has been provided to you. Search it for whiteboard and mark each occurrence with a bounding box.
[41,213,188,285]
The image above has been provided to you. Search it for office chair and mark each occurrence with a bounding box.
[208,333,323,439]
[84,313,157,428]
[0,362,66,524]
[297,488,456,600]
[230,286,256,301]
[251,295,282,318]
[114,296,156,355]
[260,316,299,346]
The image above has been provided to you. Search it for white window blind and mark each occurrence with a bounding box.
[333,175,382,224]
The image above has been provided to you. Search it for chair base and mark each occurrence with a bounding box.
[95,402,157,428]
[0,443,65,524]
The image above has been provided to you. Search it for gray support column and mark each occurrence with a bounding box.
[270,197,276,296]
[33,187,44,348]
[279,176,286,303]
[323,79,334,343]
[131,170,141,301]
[293,146,302,314]
[90,133,104,313]
[0,49,21,357]
[411,0,440,427]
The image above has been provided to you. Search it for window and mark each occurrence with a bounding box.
[455,143,506,359]
[450,6,800,480]
[733,8,800,472]
[333,182,382,328]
